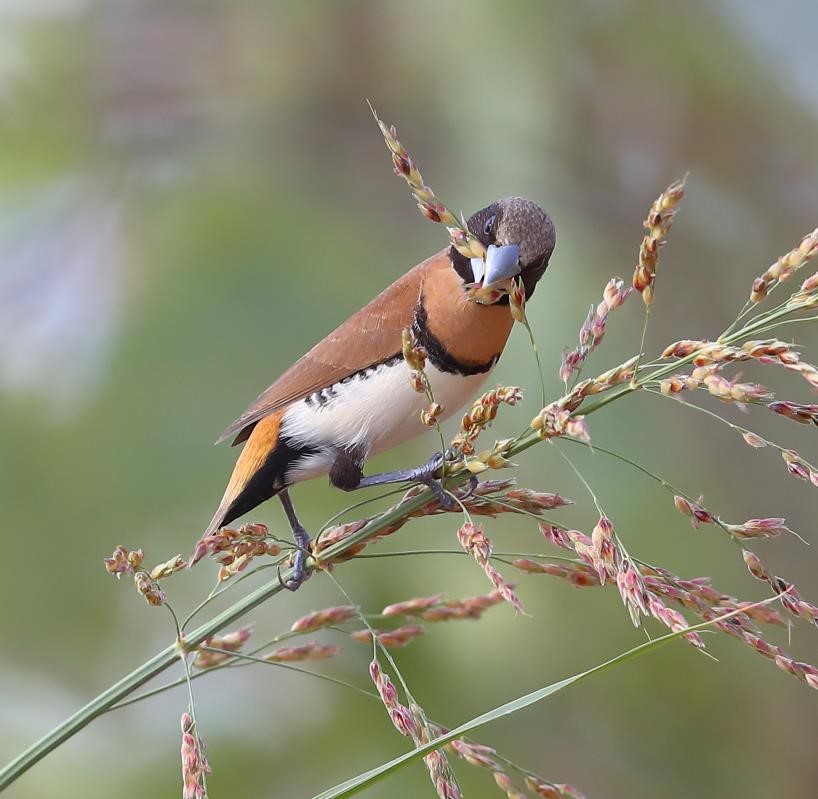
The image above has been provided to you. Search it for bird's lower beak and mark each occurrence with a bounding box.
[471,243,521,288]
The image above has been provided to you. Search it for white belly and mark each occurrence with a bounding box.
[280,358,491,483]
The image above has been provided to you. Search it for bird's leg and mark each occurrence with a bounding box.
[331,449,459,509]
[277,488,312,591]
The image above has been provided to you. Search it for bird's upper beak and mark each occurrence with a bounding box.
[471,243,521,288]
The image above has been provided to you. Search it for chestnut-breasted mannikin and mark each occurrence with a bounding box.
[198,197,556,588]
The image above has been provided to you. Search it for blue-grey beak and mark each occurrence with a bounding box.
[470,243,521,288]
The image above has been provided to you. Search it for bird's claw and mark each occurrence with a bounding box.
[413,451,459,510]
[461,474,480,499]
[278,529,312,591]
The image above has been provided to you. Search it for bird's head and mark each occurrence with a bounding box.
[451,197,556,299]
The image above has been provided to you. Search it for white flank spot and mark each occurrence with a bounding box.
[282,359,491,483]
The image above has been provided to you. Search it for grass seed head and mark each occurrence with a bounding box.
[103,545,144,577]
[401,327,427,371]
[509,278,526,322]
[632,176,686,304]
[265,642,341,662]
[750,227,818,304]
[768,400,818,425]
[383,594,445,617]
[149,555,186,580]
[180,712,211,799]
[133,571,165,606]
[372,107,485,261]
[290,604,357,632]
[724,518,793,540]
[193,625,254,669]
[351,624,425,648]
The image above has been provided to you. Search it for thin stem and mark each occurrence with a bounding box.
[629,287,653,387]
[520,313,547,409]
[551,442,605,518]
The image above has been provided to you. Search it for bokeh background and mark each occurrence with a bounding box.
[2,2,818,797]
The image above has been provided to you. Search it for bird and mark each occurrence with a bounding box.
[196,197,556,589]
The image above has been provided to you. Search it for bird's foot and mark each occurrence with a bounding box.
[461,473,480,499]
[279,526,312,591]
[410,450,459,510]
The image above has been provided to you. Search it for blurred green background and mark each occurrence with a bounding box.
[2,2,818,797]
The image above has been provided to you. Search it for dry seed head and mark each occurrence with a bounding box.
[509,277,526,322]
[647,593,704,649]
[740,431,766,448]
[616,558,651,626]
[188,522,279,573]
[372,107,485,261]
[351,624,425,648]
[526,779,587,799]
[660,375,695,395]
[369,659,419,739]
[801,271,818,293]
[673,495,716,527]
[591,355,640,390]
[503,488,573,511]
[149,554,186,580]
[383,593,444,617]
[193,625,253,668]
[780,449,818,484]
[133,571,165,606]
[104,545,144,577]
[560,279,630,383]
[420,588,504,621]
[632,176,686,304]
[589,516,616,585]
[457,521,524,613]
[673,495,693,517]
[494,772,527,799]
[421,402,443,427]
[409,370,425,393]
[451,386,522,453]
[565,416,591,443]
[449,738,501,771]
[514,558,600,587]
[750,227,818,304]
[530,403,572,439]
[769,400,818,425]
[700,372,774,405]
[180,712,211,799]
[290,604,357,632]
[401,327,426,371]
[265,642,341,662]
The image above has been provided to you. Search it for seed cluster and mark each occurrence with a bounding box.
[372,108,485,262]
[188,523,281,582]
[560,278,631,383]
[369,660,463,799]
[457,521,524,613]
[632,177,686,304]
[750,227,818,303]
[451,386,523,455]
[193,626,254,669]
[180,712,211,799]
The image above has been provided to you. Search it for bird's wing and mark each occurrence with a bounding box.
[217,250,448,445]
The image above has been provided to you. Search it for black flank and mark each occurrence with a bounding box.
[220,437,320,529]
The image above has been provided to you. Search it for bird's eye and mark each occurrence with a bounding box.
[483,214,496,237]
